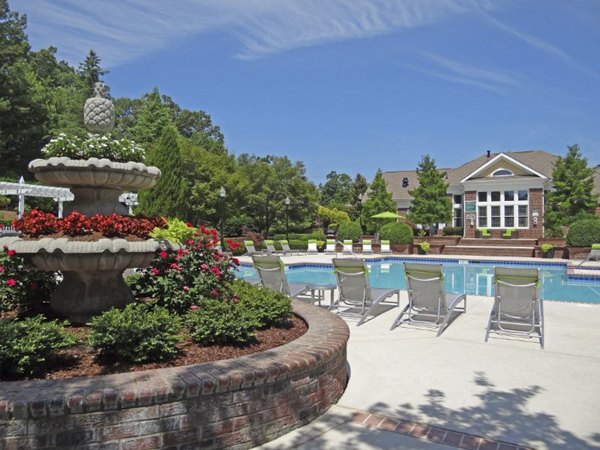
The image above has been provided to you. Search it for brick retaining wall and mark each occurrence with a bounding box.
[0,301,350,450]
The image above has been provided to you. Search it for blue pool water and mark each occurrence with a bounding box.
[237,258,600,304]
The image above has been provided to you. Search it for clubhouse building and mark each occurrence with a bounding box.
[382,150,600,239]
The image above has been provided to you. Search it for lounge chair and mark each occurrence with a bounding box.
[307,239,318,255]
[330,258,400,325]
[588,244,600,261]
[477,228,491,238]
[485,267,544,348]
[390,262,467,336]
[264,239,277,254]
[342,240,353,254]
[502,228,518,239]
[380,240,391,254]
[279,239,304,256]
[244,240,262,256]
[324,239,336,255]
[361,239,373,254]
[252,255,309,299]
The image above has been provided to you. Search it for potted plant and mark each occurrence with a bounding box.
[418,241,430,255]
[541,243,555,258]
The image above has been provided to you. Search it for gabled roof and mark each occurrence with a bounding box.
[382,150,559,202]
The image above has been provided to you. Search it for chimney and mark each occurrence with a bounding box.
[486,150,491,158]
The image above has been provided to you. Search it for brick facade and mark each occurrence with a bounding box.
[0,301,350,450]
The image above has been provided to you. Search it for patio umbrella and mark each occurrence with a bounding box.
[371,211,404,219]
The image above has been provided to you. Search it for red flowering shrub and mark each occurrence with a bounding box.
[0,246,57,313]
[58,211,89,237]
[13,209,58,237]
[13,210,165,239]
[131,225,241,314]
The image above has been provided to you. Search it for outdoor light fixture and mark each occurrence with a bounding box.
[284,196,290,242]
[219,187,226,250]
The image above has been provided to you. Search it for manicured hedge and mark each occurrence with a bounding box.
[379,222,413,245]
[442,226,463,236]
[566,218,600,247]
[336,220,362,241]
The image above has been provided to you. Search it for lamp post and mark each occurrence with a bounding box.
[358,193,363,232]
[219,186,226,250]
[284,196,290,242]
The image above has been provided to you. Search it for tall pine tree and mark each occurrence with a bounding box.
[408,155,451,234]
[545,144,597,233]
[138,125,187,218]
[77,49,108,94]
[361,169,396,233]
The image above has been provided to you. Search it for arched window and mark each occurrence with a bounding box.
[491,168,513,177]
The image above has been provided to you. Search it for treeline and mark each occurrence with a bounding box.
[0,0,383,236]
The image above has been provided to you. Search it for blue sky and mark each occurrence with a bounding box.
[13,0,600,184]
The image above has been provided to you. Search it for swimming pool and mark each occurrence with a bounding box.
[237,258,600,304]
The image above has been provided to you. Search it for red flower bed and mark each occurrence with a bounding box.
[13,210,166,239]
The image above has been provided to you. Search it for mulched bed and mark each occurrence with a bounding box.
[6,315,307,382]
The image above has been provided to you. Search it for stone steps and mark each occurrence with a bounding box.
[443,245,535,257]
[459,238,538,247]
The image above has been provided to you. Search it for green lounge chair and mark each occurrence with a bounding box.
[477,228,491,238]
[361,239,373,254]
[252,255,309,299]
[244,240,262,256]
[264,239,277,254]
[485,267,544,348]
[390,263,467,336]
[380,240,391,254]
[342,240,353,254]
[331,258,400,325]
[307,239,318,255]
[502,228,518,239]
[324,239,336,254]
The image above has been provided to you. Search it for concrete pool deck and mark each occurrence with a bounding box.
[241,253,600,449]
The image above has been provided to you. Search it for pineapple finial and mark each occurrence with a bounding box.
[84,82,115,134]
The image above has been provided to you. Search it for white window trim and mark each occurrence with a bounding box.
[476,190,529,229]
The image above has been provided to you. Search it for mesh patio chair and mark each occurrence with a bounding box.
[330,258,400,325]
[324,239,337,255]
[380,240,392,254]
[588,244,600,261]
[264,240,277,254]
[244,240,262,256]
[485,267,544,348]
[361,239,373,254]
[342,240,353,255]
[252,255,309,299]
[390,262,467,336]
[307,239,319,255]
[279,240,304,256]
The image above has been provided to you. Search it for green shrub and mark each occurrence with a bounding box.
[566,219,600,247]
[442,226,463,236]
[0,316,76,378]
[419,241,430,252]
[379,222,413,245]
[337,220,362,241]
[186,299,259,345]
[149,218,197,244]
[232,280,292,328]
[88,303,182,364]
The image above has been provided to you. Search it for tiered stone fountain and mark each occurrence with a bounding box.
[0,84,161,324]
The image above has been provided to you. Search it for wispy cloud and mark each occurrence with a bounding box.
[14,0,496,66]
[400,52,520,94]
[482,13,600,80]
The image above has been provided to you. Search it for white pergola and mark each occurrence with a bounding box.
[0,177,74,218]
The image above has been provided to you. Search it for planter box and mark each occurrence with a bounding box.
[0,301,349,450]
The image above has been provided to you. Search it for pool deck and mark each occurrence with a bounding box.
[242,253,600,450]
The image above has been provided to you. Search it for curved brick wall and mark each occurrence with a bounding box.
[0,301,350,449]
